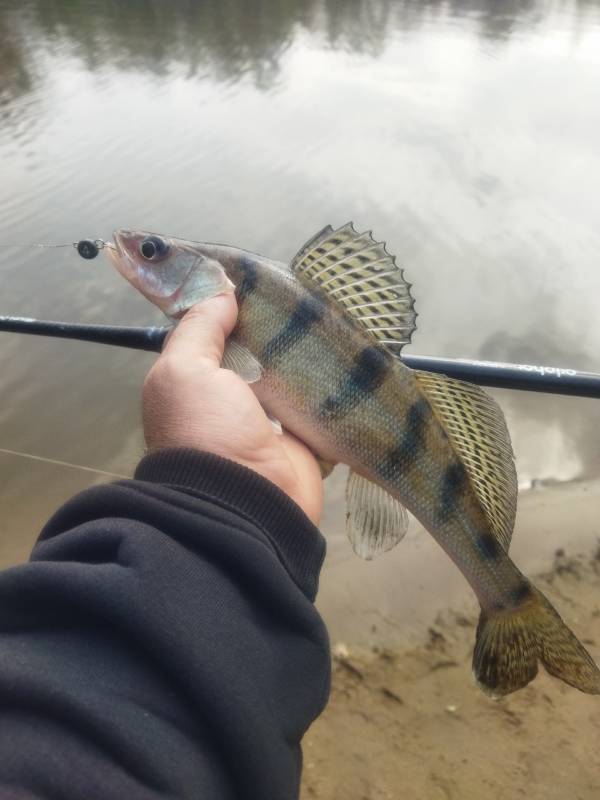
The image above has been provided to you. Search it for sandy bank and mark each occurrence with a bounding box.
[303,475,600,799]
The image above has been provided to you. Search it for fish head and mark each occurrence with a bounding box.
[108,229,234,317]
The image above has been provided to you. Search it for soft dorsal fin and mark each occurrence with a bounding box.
[291,223,417,356]
[415,371,517,551]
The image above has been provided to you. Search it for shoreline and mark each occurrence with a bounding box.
[304,487,600,800]
[302,543,600,799]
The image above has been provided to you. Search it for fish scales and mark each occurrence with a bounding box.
[228,253,527,610]
[108,225,600,698]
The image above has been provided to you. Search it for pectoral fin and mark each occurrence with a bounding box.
[222,339,262,384]
[346,470,409,560]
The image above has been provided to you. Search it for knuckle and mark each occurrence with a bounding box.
[145,352,215,393]
[144,355,179,394]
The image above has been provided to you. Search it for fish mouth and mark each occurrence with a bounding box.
[112,229,136,256]
[111,232,123,256]
[108,229,137,276]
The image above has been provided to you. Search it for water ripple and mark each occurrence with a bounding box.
[0,0,599,491]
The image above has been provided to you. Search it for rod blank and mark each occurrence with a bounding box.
[0,316,165,352]
[0,315,599,398]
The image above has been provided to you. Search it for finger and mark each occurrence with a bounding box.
[162,292,238,366]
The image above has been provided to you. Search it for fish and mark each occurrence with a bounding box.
[107,223,600,698]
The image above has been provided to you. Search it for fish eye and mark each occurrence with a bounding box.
[140,236,169,261]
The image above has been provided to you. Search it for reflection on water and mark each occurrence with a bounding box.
[480,303,600,481]
[2,1,600,96]
[0,0,600,558]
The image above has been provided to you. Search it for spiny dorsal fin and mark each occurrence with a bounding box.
[346,469,409,560]
[291,223,417,356]
[415,371,517,551]
[291,225,334,267]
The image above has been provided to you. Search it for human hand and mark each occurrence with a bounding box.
[142,294,324,525]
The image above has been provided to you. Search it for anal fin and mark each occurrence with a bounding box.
[346,470,409,560]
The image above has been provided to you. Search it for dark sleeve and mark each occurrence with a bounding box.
[0,450,330,800]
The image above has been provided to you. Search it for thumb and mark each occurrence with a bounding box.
[162,292,238,366]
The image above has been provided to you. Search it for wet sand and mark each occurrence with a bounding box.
[304,477,600,799]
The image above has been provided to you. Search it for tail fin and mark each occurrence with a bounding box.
[473,585,600,697]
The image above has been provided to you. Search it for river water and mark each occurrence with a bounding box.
[1,0,599,565]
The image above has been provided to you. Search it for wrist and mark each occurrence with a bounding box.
[134,448,326,599]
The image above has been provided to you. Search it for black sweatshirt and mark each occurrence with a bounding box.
[0,450,331,800]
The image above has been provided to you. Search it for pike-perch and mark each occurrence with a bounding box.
[108,223,600,698]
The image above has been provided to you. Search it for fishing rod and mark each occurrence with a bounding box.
[1,315,599,399]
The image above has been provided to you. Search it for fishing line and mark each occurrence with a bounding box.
[0,237,125,479]
[0,239,114,259]
[0,447,129,480]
